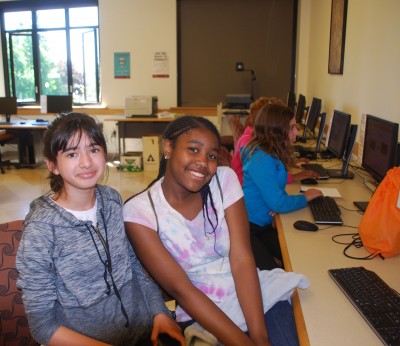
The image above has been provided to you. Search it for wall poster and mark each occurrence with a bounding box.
[328,0,348,74]
[114,52,130,79]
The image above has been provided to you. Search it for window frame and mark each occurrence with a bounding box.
[0,0,99,106]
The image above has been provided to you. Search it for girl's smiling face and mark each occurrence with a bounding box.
[164,127,220,193]
[47,131,106,194]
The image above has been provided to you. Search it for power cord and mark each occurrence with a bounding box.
[331,232,383,260]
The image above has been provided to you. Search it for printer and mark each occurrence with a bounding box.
[124,96,158,117]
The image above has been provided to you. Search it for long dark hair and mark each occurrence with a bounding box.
[43,112,107,192]
[245,103,295,170]
[128,115,222,237]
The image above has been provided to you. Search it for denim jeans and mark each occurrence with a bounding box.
[178,300,299,346]
[263,300,299,346]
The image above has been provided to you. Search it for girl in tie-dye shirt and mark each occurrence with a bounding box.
[124,116,309,346]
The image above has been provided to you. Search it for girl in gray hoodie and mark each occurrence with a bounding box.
[16,113,184,346]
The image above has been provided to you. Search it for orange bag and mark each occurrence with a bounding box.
[358,167,400,258]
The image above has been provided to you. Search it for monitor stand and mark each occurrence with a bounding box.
[353,201,369,212]
[326,168,355,179]
[0,114,13,125]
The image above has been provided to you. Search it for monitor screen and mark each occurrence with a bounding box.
[305,97,321,132]
[295,94,306,124]
[287,91,296,112]
[41,95,73,114]
[0,97,17,115]
[326,110,351,159]
[362,114,399,183]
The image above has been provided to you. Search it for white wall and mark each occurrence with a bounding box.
[296,0,400,130]
[98,0,177,109]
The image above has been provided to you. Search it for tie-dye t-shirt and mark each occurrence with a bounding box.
[123,166,309,331]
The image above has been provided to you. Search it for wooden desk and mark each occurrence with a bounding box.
[106,117,174,156]
[276,164,400,346]
[0,120,48,167]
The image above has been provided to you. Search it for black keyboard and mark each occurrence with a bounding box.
[223,110,250,115]
[293,145,317,160]
[302,163,330,179]
[329,267,400,346]
[308,196,343,224]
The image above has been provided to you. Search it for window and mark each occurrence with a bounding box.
[1,1,100,105]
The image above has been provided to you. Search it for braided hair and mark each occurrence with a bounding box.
[130,115,222,239]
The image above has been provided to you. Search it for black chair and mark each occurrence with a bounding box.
[0,133,19,174]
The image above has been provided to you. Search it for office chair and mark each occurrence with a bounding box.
[0,133,19,174]
[0,220,39,345]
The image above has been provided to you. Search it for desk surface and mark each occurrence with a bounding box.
[277,162,400,346]
[0,120,49,129]
[105,117,174,123]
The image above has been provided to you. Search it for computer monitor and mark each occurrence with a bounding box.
[325,110,357,179]
[41,95,73,114]
[0,97,17,123]
[287,91,296,112]
[294,112,326,160]
[298,97,321,143]
[361,114,399,183]
[326,110,351,159]
[295,94,306,124]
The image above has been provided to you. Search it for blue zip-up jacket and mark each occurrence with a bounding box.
[241,146,307,227]
[16,185,170,345]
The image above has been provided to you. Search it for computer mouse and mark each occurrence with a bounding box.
[20,122,26,124]
[301,178,318,185]
[293,220,319,232]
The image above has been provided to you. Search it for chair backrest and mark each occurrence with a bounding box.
[0,220,39,346]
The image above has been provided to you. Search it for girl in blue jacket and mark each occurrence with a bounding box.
[241,104,322,270]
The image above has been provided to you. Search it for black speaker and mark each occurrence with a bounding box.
[396,143,400,166]
[344,124,358,162]
[328,124,358,179]
[315,112,326,153]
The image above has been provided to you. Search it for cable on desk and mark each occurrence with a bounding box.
[338,204,363,214]
[331,233,384,260]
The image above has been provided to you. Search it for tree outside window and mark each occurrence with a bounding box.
[2,5,100,105]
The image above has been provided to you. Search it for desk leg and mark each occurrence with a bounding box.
[16,130,44,168]
[117,121,126,157]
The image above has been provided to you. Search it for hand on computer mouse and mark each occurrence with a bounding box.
[301,178,318,185]
[292,169,320,182]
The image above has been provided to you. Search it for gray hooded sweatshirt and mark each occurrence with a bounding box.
[16,185,170,345]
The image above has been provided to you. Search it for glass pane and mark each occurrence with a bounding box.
[4,11,32,30]
[69,7,98,27]
[37,9,66,29]
[38,31,68,95]
[9,33,36,102]
[70,28,99,103]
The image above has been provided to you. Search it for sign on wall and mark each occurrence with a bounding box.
[152,51,169,78]
[114,52,131,79]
